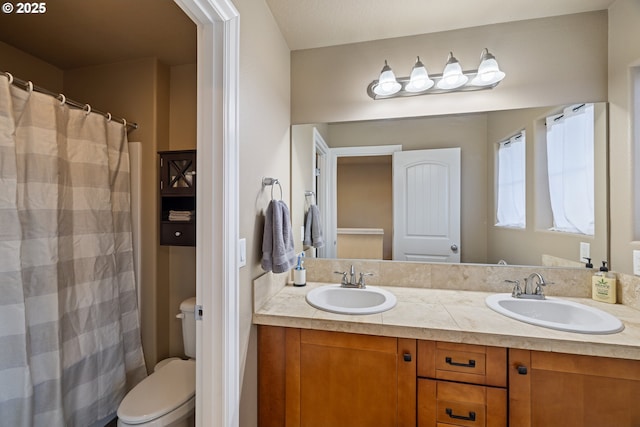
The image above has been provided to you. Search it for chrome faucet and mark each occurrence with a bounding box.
[334,265,372,288]
[506,273,551,299]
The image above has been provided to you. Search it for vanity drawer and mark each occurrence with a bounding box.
[418,341,507,387]
[418,379,506,427]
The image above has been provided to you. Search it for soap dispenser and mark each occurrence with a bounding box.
[591,261,616,304]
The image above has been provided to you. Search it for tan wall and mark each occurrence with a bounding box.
[609,0,640,274]
[327,114,489,263]
[234,0,291,425]
[337,157,392,259]
[168,63,197,357]
[64,58,171,370]
[291,12,607,125]
[0,41,64,91]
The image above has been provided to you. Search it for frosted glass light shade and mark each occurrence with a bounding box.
[471,49,506,86]
[405,57,434,92]
[373,60,401,96]
[436,52,468,90]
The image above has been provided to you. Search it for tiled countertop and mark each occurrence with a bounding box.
[253,281,640,360]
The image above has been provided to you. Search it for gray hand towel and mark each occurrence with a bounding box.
[303,204,324,248]
[261,200,297,273]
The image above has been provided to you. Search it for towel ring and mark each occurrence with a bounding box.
[262,177,283,200]
[271,181,282,200]
[305,191,316,204]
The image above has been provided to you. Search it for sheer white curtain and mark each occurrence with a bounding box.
[546,103,595,235]
[0,75,146,426]
[496,131,526,228]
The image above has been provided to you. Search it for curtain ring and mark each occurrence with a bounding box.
[26,81,33,92]
[122,118,127,128]
[84,104,91,115]
[106,112,112,121]
[58,94,66,106]
[5,72,13,85]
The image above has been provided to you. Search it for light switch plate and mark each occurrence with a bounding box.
[633,250,640,276]
[580,242,590,263]
[239,238,246,267]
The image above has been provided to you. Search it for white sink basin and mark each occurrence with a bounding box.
[485,293,624,334]
[306,284,397,315]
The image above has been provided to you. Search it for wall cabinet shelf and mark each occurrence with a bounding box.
[158,150,196,246]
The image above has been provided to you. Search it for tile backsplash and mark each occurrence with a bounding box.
[303,258,640,311]
[254,259,640,312]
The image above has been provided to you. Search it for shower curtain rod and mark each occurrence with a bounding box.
[2,71,139,131]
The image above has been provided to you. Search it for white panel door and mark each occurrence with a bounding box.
[393,148,461,262]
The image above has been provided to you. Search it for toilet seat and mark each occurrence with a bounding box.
[117,359,195,425]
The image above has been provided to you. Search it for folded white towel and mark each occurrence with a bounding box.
[303,204,324,248]
[261,200,297,273]
[168,210,194,221]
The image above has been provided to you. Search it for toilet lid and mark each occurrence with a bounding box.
[118,359,195,424]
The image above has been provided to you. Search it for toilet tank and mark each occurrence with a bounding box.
[180,297,197,359]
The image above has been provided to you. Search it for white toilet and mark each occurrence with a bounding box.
[117,298,197,427]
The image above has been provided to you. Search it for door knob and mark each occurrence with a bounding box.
[451,244,458,252]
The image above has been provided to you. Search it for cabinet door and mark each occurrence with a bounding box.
[258,326,416,427]
[298,329,398,427]
[509,349,640,427]
[159,150,196,196]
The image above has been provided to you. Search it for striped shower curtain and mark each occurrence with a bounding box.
[0,75,146,426]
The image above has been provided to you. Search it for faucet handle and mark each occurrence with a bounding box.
[505,279,522,297]
[534,280,553,296]
[334,271,348,286]
[358,272,374,288]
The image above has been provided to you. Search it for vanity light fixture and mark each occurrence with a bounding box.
[367,48,506,100]
[372,60,402,96]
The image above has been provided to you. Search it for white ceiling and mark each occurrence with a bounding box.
[265,0,616,50]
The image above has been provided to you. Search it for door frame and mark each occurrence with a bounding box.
[173,1,240,426]
[313,128,330,258]
[324,145,402,258]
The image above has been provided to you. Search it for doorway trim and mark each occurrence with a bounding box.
[325,145,402,258]
[173,1,240,426]
[313,128,329,258]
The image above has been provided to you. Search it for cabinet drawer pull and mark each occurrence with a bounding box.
[175,231,182,237]
[445,356,476,368]
[446,408,476,422]
[403,353,412,362]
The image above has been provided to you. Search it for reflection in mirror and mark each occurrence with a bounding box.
[291,103,608,268]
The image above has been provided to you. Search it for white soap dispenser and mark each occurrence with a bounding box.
[293,252,306,287]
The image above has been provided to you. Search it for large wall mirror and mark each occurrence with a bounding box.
[291,103,609,268]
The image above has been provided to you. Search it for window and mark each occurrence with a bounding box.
[545,103,595,235]
[496,131,526,228]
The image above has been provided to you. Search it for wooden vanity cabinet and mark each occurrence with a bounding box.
[417,341,508,427]
[258,326,416,427]
[509,349,640,427]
